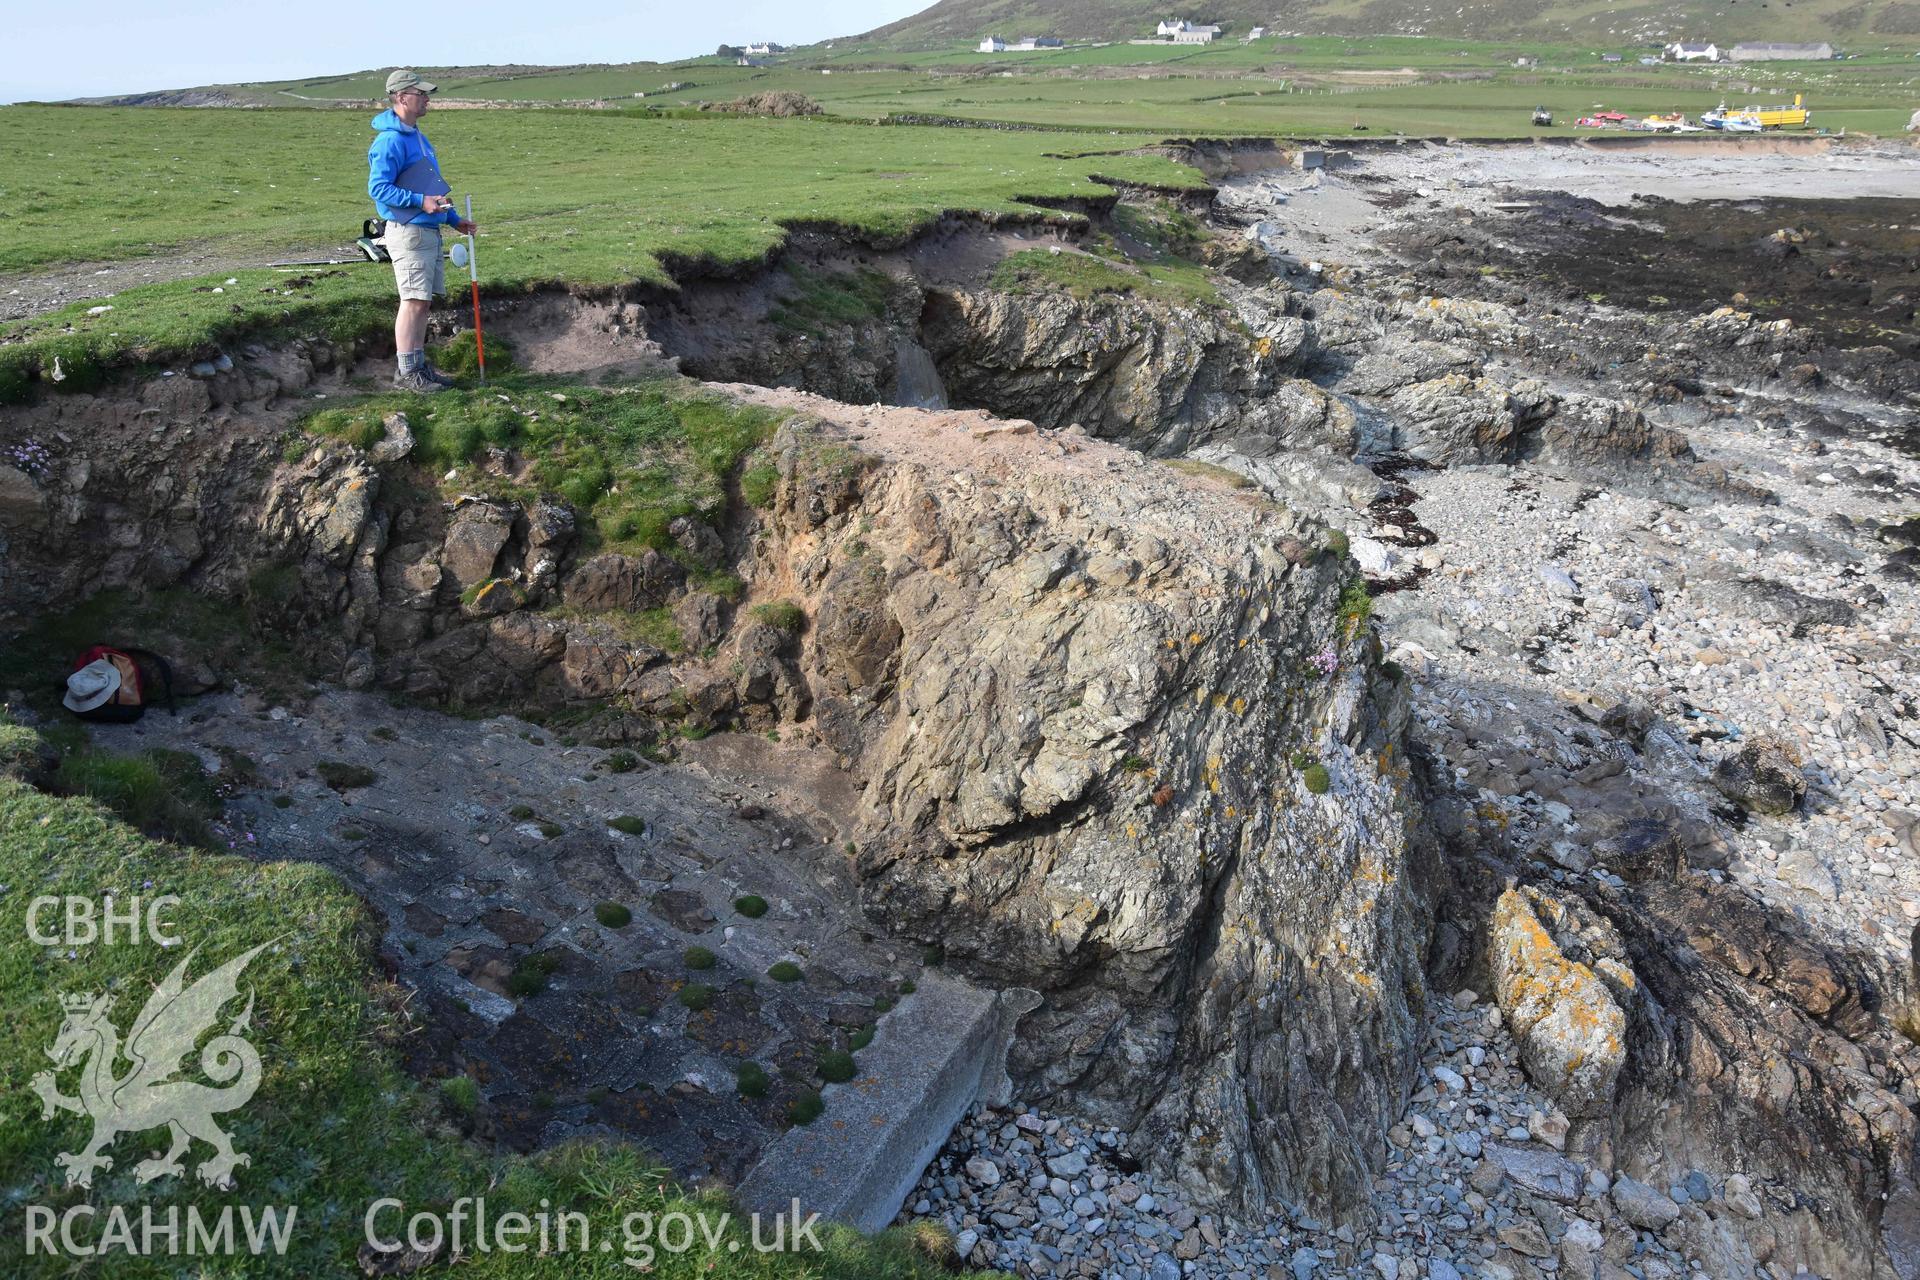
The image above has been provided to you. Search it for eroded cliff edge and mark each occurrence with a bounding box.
[0,364,1432,1224]
[6,155,1920,1275]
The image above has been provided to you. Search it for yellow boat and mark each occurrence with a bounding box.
[1749,93,1812,128]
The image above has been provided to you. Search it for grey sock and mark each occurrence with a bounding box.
[397,350,424,375]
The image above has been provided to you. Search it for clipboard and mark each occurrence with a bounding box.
[388,155,451,224]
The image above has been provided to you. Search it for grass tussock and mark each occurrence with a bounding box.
[431,329,513,377]
[1163,458,1254,489]
[770,262,895,334]
[749,601,807,633]
[1336,577,1374,636]
[735,1060,770,1098]
[304,380,781,558]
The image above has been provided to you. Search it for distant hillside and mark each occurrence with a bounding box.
[852,0,1917,48]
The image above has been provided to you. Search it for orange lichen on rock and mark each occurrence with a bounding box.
[1489,886,1629,1119]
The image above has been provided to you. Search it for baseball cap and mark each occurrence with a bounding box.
[385,69,439,96]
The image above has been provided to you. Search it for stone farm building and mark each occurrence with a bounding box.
[1666,41,1722,61]
[1730,42,1835,61]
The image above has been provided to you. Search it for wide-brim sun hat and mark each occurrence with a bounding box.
[62,658,122,713]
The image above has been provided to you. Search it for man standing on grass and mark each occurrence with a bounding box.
[368,69,476,394]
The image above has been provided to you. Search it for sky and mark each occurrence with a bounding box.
[0,0,928,103]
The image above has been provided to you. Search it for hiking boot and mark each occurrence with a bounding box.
[421,363,459,387]
[390,369,447,395]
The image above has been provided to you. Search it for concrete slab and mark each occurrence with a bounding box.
[737,977,1039,1232]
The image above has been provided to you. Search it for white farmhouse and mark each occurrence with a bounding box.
[1665,42,1721,61]
[979,36,1006,52]
[1158,19,1221,42]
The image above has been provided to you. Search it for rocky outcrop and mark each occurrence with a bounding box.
[648,267,926,407]
[1340,340,1479,396]
[1430,773,1920,1278]
[1,365,1440,1228]
[1598,873,1920,1279]
[726,388,1434,1221]
[1294,290,1707,479]
[1386,374,1520,464]
[922,287,1340,457]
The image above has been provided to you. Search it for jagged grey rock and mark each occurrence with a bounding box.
[1712,736,1807,816]
[721,387,1433,1222]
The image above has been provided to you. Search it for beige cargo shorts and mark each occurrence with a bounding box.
[387,220,445,301]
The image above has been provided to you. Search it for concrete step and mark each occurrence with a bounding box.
[737,973,1039,1232]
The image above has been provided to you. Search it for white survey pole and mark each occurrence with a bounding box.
[464,195,486,384]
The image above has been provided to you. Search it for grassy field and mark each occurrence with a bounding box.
[739,44,1914,135]
[0,707,983,1277]
[69,56,1920,135]
[0,106,1200,396]
[3,35,1913,396]
[108,36,1920,128]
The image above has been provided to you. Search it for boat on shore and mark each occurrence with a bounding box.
[1704,94,1812,130]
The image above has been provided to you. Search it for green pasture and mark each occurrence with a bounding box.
[140,34,1920,115]
[294,65,681,102]
[805,69,1914,135]
[0,106,1198,393]
[2,31,1914,392]
[263,37,1919,140]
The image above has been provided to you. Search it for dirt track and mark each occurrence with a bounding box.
[0,240,357,325]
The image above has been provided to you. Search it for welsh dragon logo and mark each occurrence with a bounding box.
[30,942,272,1190]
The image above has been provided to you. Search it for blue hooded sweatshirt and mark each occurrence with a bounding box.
[367,110,461,227]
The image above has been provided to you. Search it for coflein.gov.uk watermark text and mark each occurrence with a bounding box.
[364,1197,823,1268]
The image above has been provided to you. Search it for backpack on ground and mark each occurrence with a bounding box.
[62,646,176,724]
